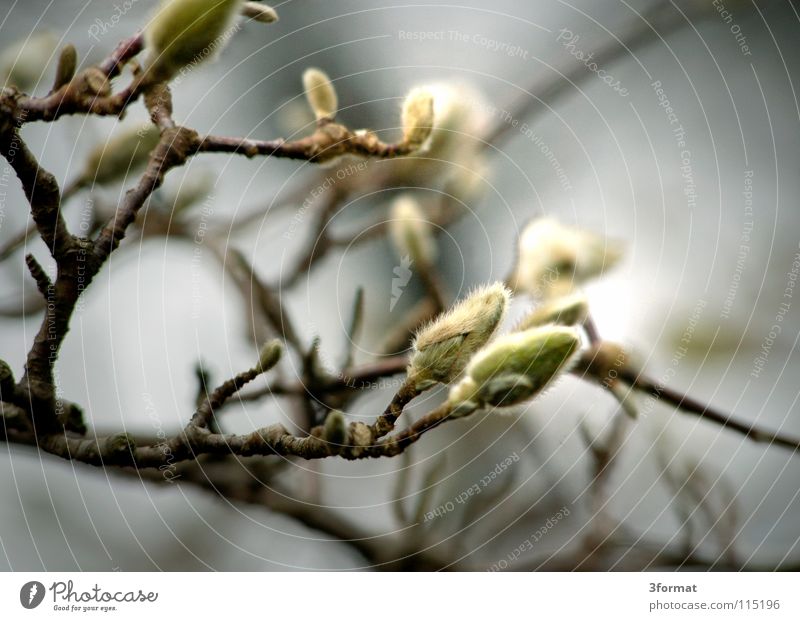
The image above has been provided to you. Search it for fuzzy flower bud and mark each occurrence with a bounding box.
[407,283,510,387]
[257,339,283,372]
[389,195,436,269]
[145,0,244,82]
[302,67,338,121]
[512,218,622,299]
[401,87,435,148]
[517,292,589,330]
[422,82,489,160]
[241,2,278,23]
[81,123,161,186]
[448,326,581,410]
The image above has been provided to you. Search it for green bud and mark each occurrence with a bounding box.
[257,339,283,372]
[145,0,244,82]
[322,410,348,448]
[389,195,436,268]
[408,282,510,386]
[241,2,278,23]
[401,87,434,148]
[512,218,622,298]
[517,292,589,330]
[302,67,337,121]
[449,326,581,409]
[81,123,161,186]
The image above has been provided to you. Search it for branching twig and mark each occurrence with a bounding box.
[572,351,800,453]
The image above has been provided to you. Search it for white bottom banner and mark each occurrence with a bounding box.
[0,572,796,619]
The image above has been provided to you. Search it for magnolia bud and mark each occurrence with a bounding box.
[421,82,488,160]
[145,0,244,82]
[448,326,580,409]
[512,218,622,298]
[401,87,434,148]
[389,195,436,269]
[0,32,59,92]
[241,1,278,23]
[257,339,283,372]
[408,283,510,386]
[322,410,348,448]
[81,123,161,186]
[517,292,589,330]
[302,68,337,121]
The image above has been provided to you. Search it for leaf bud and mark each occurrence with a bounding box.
[257,339,283,373]
[322,410,348,448]
[52,44,78,90]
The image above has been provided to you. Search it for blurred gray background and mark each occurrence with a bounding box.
[0,0,798,570]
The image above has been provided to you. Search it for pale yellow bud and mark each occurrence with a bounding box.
[241,1,278,23]
[81,123,161,186]
[0,33,59,92]
[401,87,434,148]
[448,326,581,409]
[421,82,489,160]
[512,218,622,298]
[145,0,244,82]
[302,67,338,121]
[517,292,589,330]
[408,282,510,386]
[389,195,436,268]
